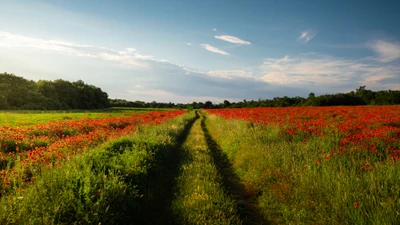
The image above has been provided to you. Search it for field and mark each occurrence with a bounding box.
[1,106,400,224]
[205,106,400,224]
[0,108,168,127]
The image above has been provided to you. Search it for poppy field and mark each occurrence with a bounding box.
[0,110,184,197]
[1,106,400,224]
[206,106,400,163]
[205,106,400,224]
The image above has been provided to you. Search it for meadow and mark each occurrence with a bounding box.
[0,107,168,127]
[0,106,399,224]
[205,106,400,224]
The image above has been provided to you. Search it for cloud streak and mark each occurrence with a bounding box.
[215,35,251,45]
[126,87,240,103]
[297,30,316,43]
[207,70,253,80]
[259,54,400,91]
[370,40,400,62]
[200,44,230,55]
[0,31,154,67]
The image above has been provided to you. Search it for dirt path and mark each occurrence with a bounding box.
[143,113,198,225]
[170,112,241,224]
[145,111,269,224]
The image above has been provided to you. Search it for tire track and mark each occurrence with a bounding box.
[200,112,270,225]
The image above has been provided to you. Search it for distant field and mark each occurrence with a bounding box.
[0,107,171,127]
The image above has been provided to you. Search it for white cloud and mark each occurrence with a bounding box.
[97,53,144,67]
[207,70,253,80]
[118,48,137,55]
[0,31,155,67]
[200,44,230,55]
[259,54,400,89]
[187,43,192,46]
[215,35,251,45]
[126,88,240,103]
[0,32,78,53]
[297,30,316,43]
[213,28,217,31]
[370,40,400,62]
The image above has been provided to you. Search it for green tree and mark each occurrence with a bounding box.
[223,100,231,108]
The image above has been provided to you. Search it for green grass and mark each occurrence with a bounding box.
[171,112,241,225]
[0,111,196,224]
[204,112,400,225]
[0,107,169,127]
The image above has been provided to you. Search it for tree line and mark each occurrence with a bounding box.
[0,73,109,110]
[110,86,400,109]
[1,73,399,110]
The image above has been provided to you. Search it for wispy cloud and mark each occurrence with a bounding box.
[0,31,156,67]
[186,42,192,46]
[213,28,217,31]
[126,87,240,103]
[118,48,137,55]
[297,30,316,43]
[207,70,253,80]
[369,40,400,62]
[259,54,400,90]
[215,35,251,45]
[200,44,230,55]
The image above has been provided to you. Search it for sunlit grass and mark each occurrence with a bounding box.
[204,112,400,224]
[0,111,195,224]
[171,112,241,224]
[0,107,170,127]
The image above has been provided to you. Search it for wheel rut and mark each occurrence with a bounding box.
[200,112,270,225]
[147,111,270,224]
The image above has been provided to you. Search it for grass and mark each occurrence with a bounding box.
[204,112,400,225]
[0,107,171,127]
[0,111,196,224]
[171,112,241,224]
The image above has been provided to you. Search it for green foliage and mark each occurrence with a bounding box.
[0,73,109,110]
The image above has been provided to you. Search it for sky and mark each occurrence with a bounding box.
[0,0,399,103]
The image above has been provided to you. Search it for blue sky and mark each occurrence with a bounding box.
[0,0,399,103]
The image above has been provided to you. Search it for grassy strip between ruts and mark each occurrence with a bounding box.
[0,111,196,224]
[171,111,241,225]
[204,111,400,225]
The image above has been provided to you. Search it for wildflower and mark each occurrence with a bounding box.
[353,202,359,207]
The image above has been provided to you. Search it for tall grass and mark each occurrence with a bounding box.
[0,111,196,224]
[204,113,400,224]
